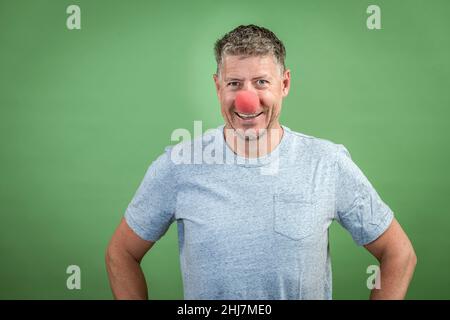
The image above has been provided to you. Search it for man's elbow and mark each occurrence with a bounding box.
[105,243,116,270]
[105,242,125,270]
[392,243,417,274]
[105,241,140,269]
[407,246,417,270]
[381,240,417,272]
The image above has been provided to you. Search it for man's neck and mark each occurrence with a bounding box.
[223,124,284,159]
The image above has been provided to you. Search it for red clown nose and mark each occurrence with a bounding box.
[234,90,260,114]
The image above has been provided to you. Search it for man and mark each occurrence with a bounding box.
[105,25,416,300]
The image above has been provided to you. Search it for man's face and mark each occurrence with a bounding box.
[214,55,291,139]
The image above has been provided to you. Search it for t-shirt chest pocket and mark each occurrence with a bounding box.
[273,192,316,241]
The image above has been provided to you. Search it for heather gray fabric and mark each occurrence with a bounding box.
[124,125,394,300]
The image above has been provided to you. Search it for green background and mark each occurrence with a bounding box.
[1,0,449,299]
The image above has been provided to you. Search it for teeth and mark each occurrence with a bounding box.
[236,112,261,119]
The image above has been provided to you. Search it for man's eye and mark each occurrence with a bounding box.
[227,81,240,87]
[256,79,268,86]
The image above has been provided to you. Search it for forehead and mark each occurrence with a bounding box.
[220,55,279,78]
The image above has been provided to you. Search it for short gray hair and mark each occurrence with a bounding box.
[214,24,286,75]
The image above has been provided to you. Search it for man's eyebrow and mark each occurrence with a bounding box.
[224,77,244,81]
[224,74,271,81]
[252,74,270,80]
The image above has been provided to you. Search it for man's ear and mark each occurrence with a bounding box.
[282,69,291,97]
[213,73,221,99]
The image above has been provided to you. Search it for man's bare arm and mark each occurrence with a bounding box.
[105,218,154,299]
[364,218,417,299]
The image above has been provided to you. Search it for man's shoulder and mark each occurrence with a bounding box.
[173,126,221,148]
[284,126,342,158]
[156,126,223,167]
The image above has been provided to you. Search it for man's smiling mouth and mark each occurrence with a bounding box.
[234,111,263,120]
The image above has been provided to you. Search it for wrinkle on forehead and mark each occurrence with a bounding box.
[218,55,283,80]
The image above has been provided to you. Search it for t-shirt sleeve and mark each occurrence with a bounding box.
[124,147,177,242]
[334,144,394,246]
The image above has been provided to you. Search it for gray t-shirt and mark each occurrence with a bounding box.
[124,125,394,299]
